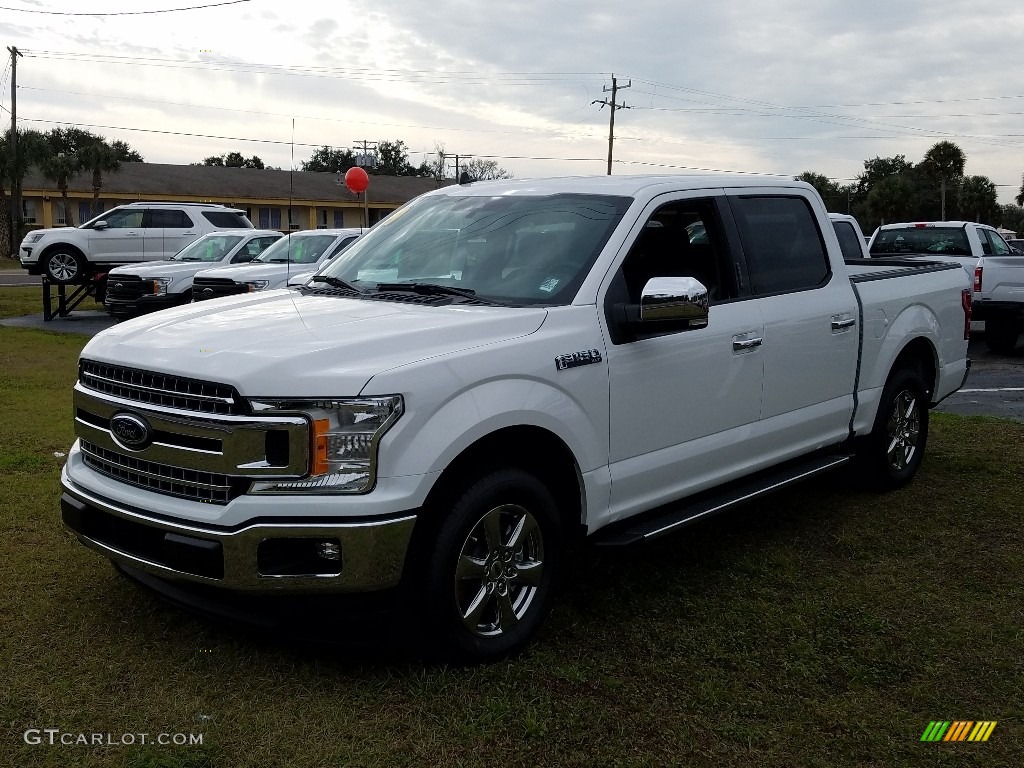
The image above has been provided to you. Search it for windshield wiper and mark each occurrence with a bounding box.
[310,275,361,292]
[375,282,477,298]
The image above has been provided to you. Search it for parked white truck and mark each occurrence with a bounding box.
[869,221,1024,352]
[60,176,971,662]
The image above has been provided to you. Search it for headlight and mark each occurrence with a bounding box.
[248,396,403,494]
[150,277,172,296]
[24,232,44,244]
[246,280,270,292]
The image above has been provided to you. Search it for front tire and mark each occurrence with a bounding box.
[857,366,929,490]
[44,248,88,284]
[418,468,562,663]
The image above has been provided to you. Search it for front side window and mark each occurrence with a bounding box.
[98,208,144,229]
[322,193,631,305]
[732,196,830,295]
[619,198,734,303]
[253,234,340,264]
[171,234,244,262]
[982,228,1011,256]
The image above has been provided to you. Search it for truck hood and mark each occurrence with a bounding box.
[108,261,229,278]
[195,262,317,286]
[82,291,548,397]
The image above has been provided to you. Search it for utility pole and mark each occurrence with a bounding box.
[8,46,23,254]
[352,139,377,168]
[446,153,469,179]
[592,74,630,175]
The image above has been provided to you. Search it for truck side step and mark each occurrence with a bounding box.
[591,452,854,547]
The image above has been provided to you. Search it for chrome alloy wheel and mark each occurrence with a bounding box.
[885,389,920,471]
[47,252,80,282]
[454,503,545,637]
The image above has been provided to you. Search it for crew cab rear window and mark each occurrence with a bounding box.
[870,227,971,256]
[202,211,254,228]
[731,196,829,294]
[833,220,865,261]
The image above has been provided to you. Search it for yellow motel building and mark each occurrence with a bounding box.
[19,162,448,232]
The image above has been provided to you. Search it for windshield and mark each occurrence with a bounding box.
[252,234,339,264]
[320,192,631,305]
[171,234,244,262]
[871,227,971,256]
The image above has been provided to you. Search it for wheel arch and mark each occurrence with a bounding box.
[40,241,87,260]
[421,425,586,541]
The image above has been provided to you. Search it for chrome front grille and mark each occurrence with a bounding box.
[81,441,241,504]
[80,360,241,415]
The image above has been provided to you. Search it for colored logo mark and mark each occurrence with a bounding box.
[920,721,997,742]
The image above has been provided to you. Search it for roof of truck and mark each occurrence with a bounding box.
[427,174,811,197]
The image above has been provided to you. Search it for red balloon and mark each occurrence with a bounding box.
[344,166,369,194]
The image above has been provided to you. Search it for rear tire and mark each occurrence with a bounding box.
[985,320,1021,354]
[857,366,929,490]
[416,468,562,663]
[44,247,88,285]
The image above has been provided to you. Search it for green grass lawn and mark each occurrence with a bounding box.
[1,310,1021,768]
[0,256,22,271]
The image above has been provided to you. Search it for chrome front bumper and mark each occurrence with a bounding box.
[60,474,417,593]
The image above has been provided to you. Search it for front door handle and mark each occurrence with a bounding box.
[831,317,856,331]
[733,337,763,351]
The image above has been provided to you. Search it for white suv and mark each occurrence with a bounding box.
[19,201,254,284]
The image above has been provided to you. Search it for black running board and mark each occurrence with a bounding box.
[591,452,854,547]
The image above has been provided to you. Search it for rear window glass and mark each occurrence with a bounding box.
[833,221,865,261]
[731,196,830,294]
[202,211,254,228]
[870,227,971,256]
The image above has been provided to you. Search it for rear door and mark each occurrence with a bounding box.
[144,208,198,260]
[727,191,859,453]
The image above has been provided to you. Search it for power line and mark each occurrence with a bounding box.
[0,0,251,16]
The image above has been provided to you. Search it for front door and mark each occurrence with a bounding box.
[87,207,145,263]
[604,194,765,524]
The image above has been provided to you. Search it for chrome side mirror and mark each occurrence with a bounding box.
[639,276,709,326]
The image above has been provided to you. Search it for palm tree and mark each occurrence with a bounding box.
[866,176,912,226]
[922,141,966,220]
[79,140,121,219]
[39,151,83,227]
[1016,172,1024,208]
[1,128,47,255]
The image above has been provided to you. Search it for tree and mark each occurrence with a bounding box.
[922,141,967,220]
[374,139,418,176]
[996,203,1024,236]
[420,142,448,181]
[111,139,144,162]
[866,175,913,225]
[38,151,82,227]
[78,139,121,218]
[795,171,844,211]
[301,146,356,173]
[855,155,913,198]
[957,175,997,223]
[202,152,265,169]
[463,158,513,181]
[1016,172,1024,207]
[0,128,46,256]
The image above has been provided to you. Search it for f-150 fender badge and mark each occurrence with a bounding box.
[555,349,603,371]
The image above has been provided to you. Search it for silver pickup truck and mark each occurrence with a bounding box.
[870,221,1024,352]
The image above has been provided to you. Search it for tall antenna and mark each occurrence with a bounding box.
[287,118,294,279]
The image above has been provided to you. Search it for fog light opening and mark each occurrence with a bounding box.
[257,537,343,577]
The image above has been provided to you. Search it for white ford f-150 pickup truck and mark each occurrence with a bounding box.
[60,175,971,662]
[869,221,1024,352]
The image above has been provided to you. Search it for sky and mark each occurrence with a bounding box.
[2,0,1023,204]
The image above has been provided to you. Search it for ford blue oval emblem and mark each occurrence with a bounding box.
[110,412,152,450]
